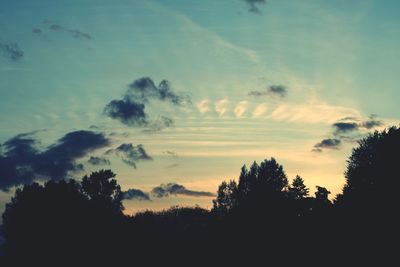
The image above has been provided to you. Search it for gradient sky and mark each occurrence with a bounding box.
[1,0,399,216]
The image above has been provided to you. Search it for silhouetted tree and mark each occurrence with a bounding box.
[236,158,288,198]
[1,180,93,263]
[336,127,400,214]
[315,186,330,203]
[212,180,238,215]
[288,175,309,200]
[81,169,123,214]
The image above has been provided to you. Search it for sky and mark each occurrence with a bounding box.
[0,0,399,217]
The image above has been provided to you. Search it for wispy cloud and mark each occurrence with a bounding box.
[269,102,361,124]
[37,23,93,40]
[252,103,268,118]
[215,99,229,117]
[151,183,215,198]
[106,143,152,168]
[0,41,24,61]
[87,156,110,166]
[248,85,288,98]
[234,101,248,118]
[166,6,261,65]
[197,98,210,114]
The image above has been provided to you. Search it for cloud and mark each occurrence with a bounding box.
[248,85,287,98]
[332,122,359,134]
[361,116,384,129]
[0,41,24,61]
[142,116,174,133]
[87,156,110,166]
[151,183,215,198]
[47,24,92,40]
[243,0,267,14]
[312,138,341,152]
[215,99,229,116]
[252,104,268,118]
[127,78,189,105]
[234,101,248,118]
[313,115,385,152]
[197,99,210,113]
[122,188,150,201]
[164,151,178,158]
[105,77,189,128]
[268,85,287,97]
[166,163,180,169]
[32,28,43,35]
[104,99,147,126]
[269,103,361,124]
[106,143,152,168]
[333,115,384,135]
[0,130,110,191]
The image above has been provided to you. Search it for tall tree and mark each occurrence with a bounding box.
[81,169,124,214]
[288,175,309,200]
[212,180,238,215]
[335,126,400,222]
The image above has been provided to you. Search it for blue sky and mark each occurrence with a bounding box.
[1,0,399,215]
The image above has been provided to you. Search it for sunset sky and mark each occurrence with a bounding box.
[1,0,399,216]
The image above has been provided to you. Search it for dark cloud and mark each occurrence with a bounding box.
[106,143,152,168]
[312,138,341,152]
[248,85,287,98]
[268,85,287,97]
[333,116,384,135]
[151,183,215,198]
[248,90,267,97]
[104,99,147,126]
[362,118,384,129]
[127,77,190,105]
[66,29,92,40]
[32,28,43,35]
[315,115,385,153]
[87,156,110,166]
[243,0,267,14]
[122,188,150,201]
[104,77,190,128]
[33,22,92,40]
[332,122,359,134]
[0,41,24,61]
[0,130,110,191]
[48,24,92,40]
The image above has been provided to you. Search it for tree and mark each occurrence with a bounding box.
[257,158,288,193]
[315,186,331,204]
[236,158,288,199]
[288,175,309,200]
[337,126,400,213]
[213,158,289,218]
[81,169,124,214]
[1,171,127,265]
[212,180,238,215]
[2,180,93,262]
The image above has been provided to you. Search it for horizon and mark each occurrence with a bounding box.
[1,0,400,217]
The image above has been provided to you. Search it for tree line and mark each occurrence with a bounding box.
[0,127,399,265]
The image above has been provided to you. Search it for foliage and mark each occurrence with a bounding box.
[288,175,309,200]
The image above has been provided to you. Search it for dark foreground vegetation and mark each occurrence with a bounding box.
[0,127,399,265]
